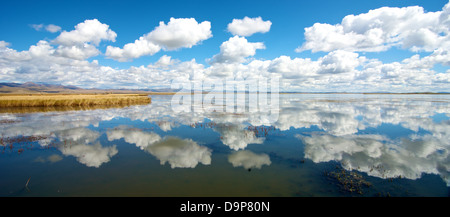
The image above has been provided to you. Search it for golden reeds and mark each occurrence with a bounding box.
[0,94,151,107]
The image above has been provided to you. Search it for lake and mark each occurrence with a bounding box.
[0,93,449,197]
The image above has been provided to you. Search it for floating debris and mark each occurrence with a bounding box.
[246,125,276,137]
[324,166,372,195]
[0,134,54,155]
[0,119,20,124]
[190,122,217,129]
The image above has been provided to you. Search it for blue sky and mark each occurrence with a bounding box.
[0,0,449,92]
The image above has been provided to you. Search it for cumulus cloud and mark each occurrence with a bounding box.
[105,37,161,62]
[0,36,448,92]
[228,150,271,170]
[296,3,450,53]
[0,40,10,48]
[267,50,364,80]
[227,16,272,37]
[106,18,211,61]
[52,19,115,48]
[0,4,449,92]
[55,43,100,60]
[53,19,116,46]
[210,36,265,64]
[29,19,116,61]
[148,17,212,50]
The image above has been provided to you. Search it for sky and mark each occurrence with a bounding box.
[0,0,449,92]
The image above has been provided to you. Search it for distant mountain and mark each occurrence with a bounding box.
[1,82,447,94]
[0,82,179,94]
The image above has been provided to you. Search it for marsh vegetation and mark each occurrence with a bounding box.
[0,94,151,108]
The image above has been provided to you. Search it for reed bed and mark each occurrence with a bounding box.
[0,94,151,107]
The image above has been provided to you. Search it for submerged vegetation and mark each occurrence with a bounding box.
[0,94,151,108]
[324,166,372,195]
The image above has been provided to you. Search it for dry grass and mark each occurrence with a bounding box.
[0,94,151,107]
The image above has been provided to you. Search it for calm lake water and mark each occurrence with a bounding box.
[1,94,449,197]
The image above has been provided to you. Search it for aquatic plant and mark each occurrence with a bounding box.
[324,166,372,195]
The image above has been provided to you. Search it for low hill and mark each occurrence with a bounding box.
[0,82,178,94]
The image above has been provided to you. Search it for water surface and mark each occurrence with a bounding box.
[1,94,449,197]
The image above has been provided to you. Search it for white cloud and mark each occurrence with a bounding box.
[267,50,363,80]
[31,24,44,31]
[227,16,272,37]
[296,3,450,53]
[148,17,212,50]
[45,24,62,33]
[317,50,363,74]
[55,43,100,60]
[53,19,116,46]
[154,55,176,67]
[31,24,61,33]
[211,36,265,64]
[0,7,449,92]
[268,56,318,79]
[39,19,116,61]
[105,36,161,62]
[228,150,271,170]
[105,17,212,61]
[1,36,448,92]
[0,40,10,48]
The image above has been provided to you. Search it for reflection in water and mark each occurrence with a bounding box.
[57,127,118,168]
[60,141,118,168]
[0,94,449,196]
[0,103,149,114]
[34,154,63,163]
[299,132,450,185]
[107,126,211,168]
[147,137,211,169]
[215,124,264,150]
[107,126,162,149]
[228,150,271,170]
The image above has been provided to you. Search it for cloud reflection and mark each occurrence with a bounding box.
[147,137,211,168]
[298,132,450,186]
[1,94,449,184]
[107,126,212,168]
[228,150,271,170]
[215,124,264,150]
[56,127,118,168]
